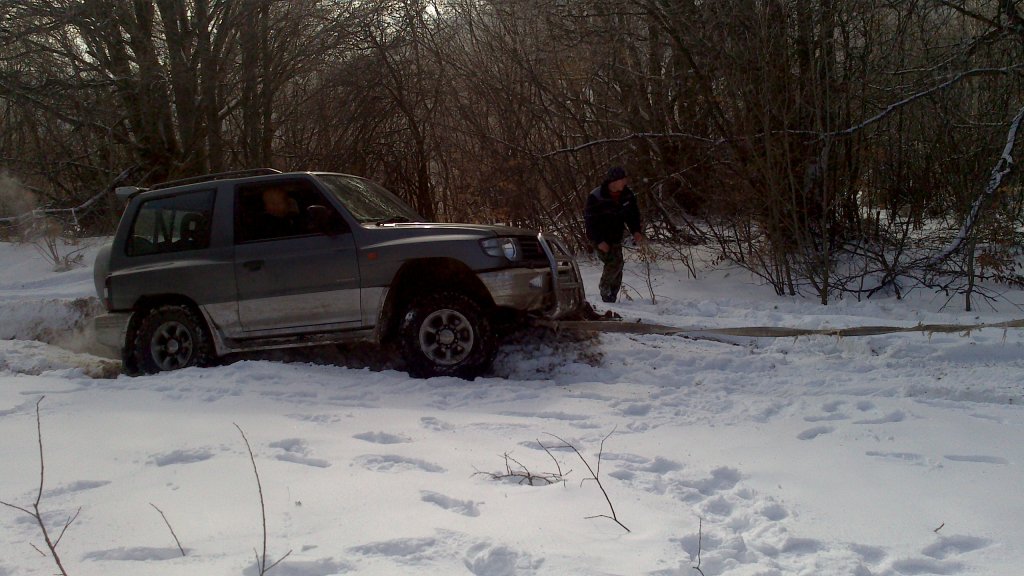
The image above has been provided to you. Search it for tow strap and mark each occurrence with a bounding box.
[537,318,1024,340]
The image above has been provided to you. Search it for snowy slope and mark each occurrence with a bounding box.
[1,240,1022,576]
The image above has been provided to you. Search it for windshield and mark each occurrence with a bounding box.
[315,174,422,224]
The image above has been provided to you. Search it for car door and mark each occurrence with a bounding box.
[233,179,361,334]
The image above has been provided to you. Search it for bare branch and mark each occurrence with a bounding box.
[53,508,81,548]
[541,132,720,157]
[926,103,1024,266]
[0,397,72,576]
[833,65,1024,139]
[537,440,566,479]
[546,429,629,533]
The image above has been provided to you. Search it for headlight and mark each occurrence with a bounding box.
[480,237,521,261]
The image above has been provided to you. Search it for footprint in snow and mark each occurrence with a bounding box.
[286,413,340,424]
[148,448,214,467]
[822,400,845,413]
[850,543,887,564]
[797,426,834,440]
[923,535,992,559]
[349,537,439,563]
[681,466,742,497]
[804,412,848,422]
[270,438,331,468]
[354,431,411,444]
[866,451,926,465]
[241,557,354,576]
[500,410,590,422]
[758,502,789,521]
[464,542,543,575]
[617,402,652,417]
[420,416,455,431]
[356,454,446,473]
[421,491,481,517]
[701,495,734,517]
[0,399,37,417]
[641,456,684,474]
[83,547,185,561]
[944,455,1008,465]
[780,537,823,554]
[43,480,110,498]
[854,410,906,425]
[890,557,964,575]
[275,453,330,468]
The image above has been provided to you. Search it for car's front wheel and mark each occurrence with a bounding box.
[399,292,495,379]
[131,305,214,374]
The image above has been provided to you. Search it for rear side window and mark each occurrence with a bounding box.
[126,190,215,256]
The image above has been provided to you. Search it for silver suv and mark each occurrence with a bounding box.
[93,169,585,378]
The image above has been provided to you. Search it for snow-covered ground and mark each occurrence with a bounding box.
[1,239,1022,576]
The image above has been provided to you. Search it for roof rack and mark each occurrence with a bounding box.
[150,168,282,190]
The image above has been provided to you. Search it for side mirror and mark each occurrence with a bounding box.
[306,205,342,235]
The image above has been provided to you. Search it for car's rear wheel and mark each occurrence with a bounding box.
[132,305,214,374]
[399,292,494,379]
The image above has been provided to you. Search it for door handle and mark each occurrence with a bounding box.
[242,259,264,271]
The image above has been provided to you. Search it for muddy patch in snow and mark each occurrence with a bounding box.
[0,339,120,378]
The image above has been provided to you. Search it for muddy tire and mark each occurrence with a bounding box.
[399,292,494,379]
[131,305,214,374]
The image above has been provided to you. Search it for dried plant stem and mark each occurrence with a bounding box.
[547,428,630,533]
[235,424,291,575]
[0,397,75,576]
[150,503,186,556]
[692,517,706,576]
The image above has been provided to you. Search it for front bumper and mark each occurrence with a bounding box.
[477,234,585,319]
[537,233,586,318]
[94,312,133,350]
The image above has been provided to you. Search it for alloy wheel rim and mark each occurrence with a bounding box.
[418,308,474,366]
[150,320,195,371]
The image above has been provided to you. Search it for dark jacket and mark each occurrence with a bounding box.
[584,184,642,245]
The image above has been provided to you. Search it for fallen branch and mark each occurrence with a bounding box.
[474,443,570,486]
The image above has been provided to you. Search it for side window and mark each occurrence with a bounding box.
[235,180,346,244]
[126,190,215,256]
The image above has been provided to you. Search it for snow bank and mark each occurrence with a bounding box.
[0,239,107,354]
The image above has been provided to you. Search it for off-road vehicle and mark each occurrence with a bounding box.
[93,169,585,378]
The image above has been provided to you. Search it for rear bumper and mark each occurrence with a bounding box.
[94,312,132,350]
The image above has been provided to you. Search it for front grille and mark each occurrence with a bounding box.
[517,236,547,264]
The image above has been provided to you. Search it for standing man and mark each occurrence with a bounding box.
[584,166,643,303]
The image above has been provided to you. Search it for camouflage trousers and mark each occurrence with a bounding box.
[596,243,624,302]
